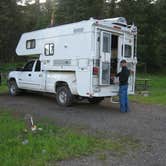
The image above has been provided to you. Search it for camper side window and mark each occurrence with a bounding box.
[44,43,54,56]
[26,39,36,49]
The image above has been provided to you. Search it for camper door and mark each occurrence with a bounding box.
[99,31,111,85]
[119,35,136,94]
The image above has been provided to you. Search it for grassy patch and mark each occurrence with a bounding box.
[130,74,166,105]
[0,63,23,94]
[0,108,140,166]
[0,62,24,73]
[0,78,8,94]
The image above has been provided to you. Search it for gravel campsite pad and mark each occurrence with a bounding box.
[0,93,166,166]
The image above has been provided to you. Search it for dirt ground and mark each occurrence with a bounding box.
[0,92,166,166]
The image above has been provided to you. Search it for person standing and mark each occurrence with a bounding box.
[116,60,131,113]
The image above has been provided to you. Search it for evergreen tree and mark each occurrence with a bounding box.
[117,0,160,72]
[154,0,166,71]
[0,0,165,72]
[0,0,22,62]
[55,0,104,25]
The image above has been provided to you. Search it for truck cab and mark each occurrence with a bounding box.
[8,60,43,94]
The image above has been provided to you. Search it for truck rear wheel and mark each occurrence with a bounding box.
[88,97,104,104]
[9,80,20,96]
[56,86,74,106]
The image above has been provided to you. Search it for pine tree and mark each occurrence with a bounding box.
[0,0,21,62]
[154,0,166,71]
[55,0,104,25]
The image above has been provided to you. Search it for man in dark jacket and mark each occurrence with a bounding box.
[116,60,130,113]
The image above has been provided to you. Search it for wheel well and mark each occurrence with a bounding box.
[55,81,69,92]
[8,78,16,84]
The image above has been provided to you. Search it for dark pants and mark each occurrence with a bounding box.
[119,85,129,112]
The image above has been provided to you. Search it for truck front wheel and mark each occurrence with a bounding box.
[9,80,20,96]
[56,86,74,106]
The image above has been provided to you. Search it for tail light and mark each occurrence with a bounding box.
[93,67,99,75]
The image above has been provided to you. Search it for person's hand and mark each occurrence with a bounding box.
[114,77,119,84]
[130,70,134,74]
[111,76,114,80]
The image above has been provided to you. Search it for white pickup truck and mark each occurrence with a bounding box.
[8,17,137,106]
[8,59,79,106]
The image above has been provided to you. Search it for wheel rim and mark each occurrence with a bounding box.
[10,84,16,95]
[59,91,67,104]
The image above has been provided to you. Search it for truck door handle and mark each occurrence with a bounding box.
[28,74,31,77]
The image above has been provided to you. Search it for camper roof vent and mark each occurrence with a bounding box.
[103,17,127,27]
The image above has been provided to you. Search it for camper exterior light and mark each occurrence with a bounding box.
[130,25,137,34]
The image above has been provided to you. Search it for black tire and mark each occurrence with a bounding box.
[56,86,74,106]
[88,97,104,104]
[9,80,20,96]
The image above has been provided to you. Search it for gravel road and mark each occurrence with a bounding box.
[0,92,166,166]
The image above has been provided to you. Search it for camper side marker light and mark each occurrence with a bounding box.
[93,67,99,75]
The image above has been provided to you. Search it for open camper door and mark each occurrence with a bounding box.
[119,34,136,94]
[99,31,111,85]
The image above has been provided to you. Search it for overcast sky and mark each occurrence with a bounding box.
[18,0,157,6]
[18,0,46,6]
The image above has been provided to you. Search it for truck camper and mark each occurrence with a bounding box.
[8,17,137,106]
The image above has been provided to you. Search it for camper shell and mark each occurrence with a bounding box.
[9,17,137,106]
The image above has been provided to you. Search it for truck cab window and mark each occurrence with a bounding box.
[124,45,132,58]
[35,60,41,72]
[23,61,35,71]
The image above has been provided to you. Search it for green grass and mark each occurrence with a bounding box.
[0,108,140,166]
[0,79,8,94]
[0,62,24,94]
[0,62,24,72]
[130,74,166,105]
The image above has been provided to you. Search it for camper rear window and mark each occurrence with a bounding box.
[44,43,54,56]
[26,39,36,49]
[103,33,110,53]
[124,45,132,58]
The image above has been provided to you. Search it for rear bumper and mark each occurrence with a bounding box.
[91,85,134,97]
[92,85,119,97]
